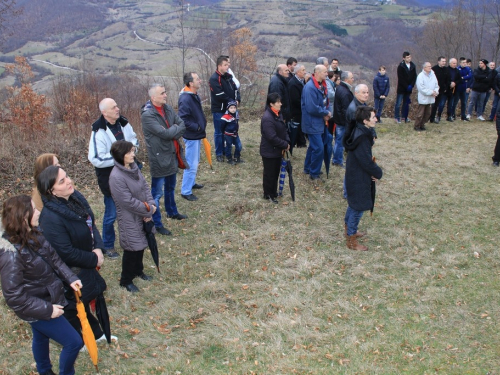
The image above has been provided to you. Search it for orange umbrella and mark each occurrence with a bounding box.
[202,138,213,169]
[75,288,99,372]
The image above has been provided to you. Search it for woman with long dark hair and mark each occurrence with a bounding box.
[0,195,83,375]
[37,165,116,343]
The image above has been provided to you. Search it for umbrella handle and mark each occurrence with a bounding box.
[74,286,82,302]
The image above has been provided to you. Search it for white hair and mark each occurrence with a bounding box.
[148,83,163,98]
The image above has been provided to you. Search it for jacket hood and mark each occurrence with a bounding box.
[91,114,129,132]
[0,232,16,253]
[344,123,373,151]
[179,87,197,97]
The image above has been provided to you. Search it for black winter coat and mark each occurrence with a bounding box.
[288,75,304,123]
[333,82,354,127]
[260,108,290,158]
[396,60,417,94]
[0,233,78,322]
[432,65,450,95]
[471,67,493,92]
[344,124,383,211]
[209,70,240,113]
[40,190,106,303]
[268,73,291,121]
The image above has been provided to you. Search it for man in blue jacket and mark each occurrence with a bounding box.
[301,65,331,180]
[455,57,473,121]
[178,72,206,202]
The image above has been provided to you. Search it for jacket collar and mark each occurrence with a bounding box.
[41,191,86,221]
[0,232,17,253]
[113,161,140,180]
[91,114,129,132]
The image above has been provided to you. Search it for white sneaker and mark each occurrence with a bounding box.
[478,115,485,121]
[96,334,118,343]
[466,114,471,120]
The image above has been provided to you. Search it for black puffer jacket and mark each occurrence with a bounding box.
[0,232,78,322]
[471,67,492,92]
[40,190,106,303]
[260,107,290,158]
[344,124,383,212]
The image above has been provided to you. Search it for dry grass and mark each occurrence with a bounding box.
[1,116,500,374]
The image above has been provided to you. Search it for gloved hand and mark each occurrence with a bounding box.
[407,85,413,92]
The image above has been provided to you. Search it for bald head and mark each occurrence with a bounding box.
[314,64,328,83]
[99,98,120,124]
[277,64,290,78]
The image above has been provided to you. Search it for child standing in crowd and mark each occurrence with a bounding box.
[373,65,390,123]
[221,100,243,165]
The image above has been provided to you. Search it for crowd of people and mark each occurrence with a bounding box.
[0,52,499,374]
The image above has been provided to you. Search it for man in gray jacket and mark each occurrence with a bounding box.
[141,84,187,235]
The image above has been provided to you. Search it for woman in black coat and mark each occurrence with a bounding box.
[344,106,383,251]
[0,195,83,375]
[37,165,116,343]
[260,93,290,204]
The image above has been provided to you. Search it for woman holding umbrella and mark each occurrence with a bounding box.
[109,140,156,293]
[0,195,83,375]
[344,106,383,251]
[260,92,290,204]
[37,166,114,343]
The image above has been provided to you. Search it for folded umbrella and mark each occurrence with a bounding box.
[323,129,334,178]
[283,152,295,202]
[202,138,213,170]
[143,219,160,273]
[278,157,287,197]
[74,288,99,372]
[288,121,299,155]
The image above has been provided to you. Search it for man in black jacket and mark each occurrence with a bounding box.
[445,58,461,121]
[268,64,291,122]
[288,64,307,151]
[394,51,417,124]
[466,59,493,121]
[332,71,354,167]
[209,56,240,162]
[430,56,449,123]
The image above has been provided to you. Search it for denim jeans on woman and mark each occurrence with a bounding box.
[344,206,364,236]
[30,316,82,375]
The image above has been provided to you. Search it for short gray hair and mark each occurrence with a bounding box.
[295,64,305,71]
[316,57,328,65]
[422,62,431,69]
[148,83,163,97]
[354,84,367,93]
[341,71,351,81]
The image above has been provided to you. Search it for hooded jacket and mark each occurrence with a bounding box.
[0,232,78,322]
[109,162,155,251]
[141,100,186,178]
[178,88,207,140]
[344,124,383,211]
[457,65,473,92]
[373,72,390,98]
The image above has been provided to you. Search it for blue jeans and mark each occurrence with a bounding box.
[489,94,500,120]
[151,174,178,228]
[30,316,83,375]
[224,135,241,159]
[374,97,385,118]
[212,112,224,157]
[332,125,345,165]
[344,206,364,236]
[303,132,323,177]
[453,90,467,119]
[467,91,487,117]
[394,93,411,120]
[102,195,116,250]
[181,139,200,196]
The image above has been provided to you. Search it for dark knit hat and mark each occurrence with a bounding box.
[227,100,237,110]
[480,59,489,65]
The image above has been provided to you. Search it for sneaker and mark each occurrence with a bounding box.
[461,117,470,122]
[405,118,411,123]
[96,334,118,343]
[435,117,441,124]
[105,249,120,259]
[478,115,485,121]
[216,155,224,162]
[493,161,500,167]
[395,118,401,124]
[155,226,172,236]
[466,114,471,120]
[446,116,454,122]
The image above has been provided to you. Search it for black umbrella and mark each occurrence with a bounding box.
[370,156,377,216]
[94,293,111,344]
[323,129,334,178]
[143,220,160,273]
[283,152,295,202]
[288,121,299,155]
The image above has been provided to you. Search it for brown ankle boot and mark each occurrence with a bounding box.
[344,224,365,238]
[347,235,368,251]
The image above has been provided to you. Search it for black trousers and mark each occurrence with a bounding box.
[262,156,282,198]
[120,249,145,285]
[494,114,500,162]
[64,301,103,339]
